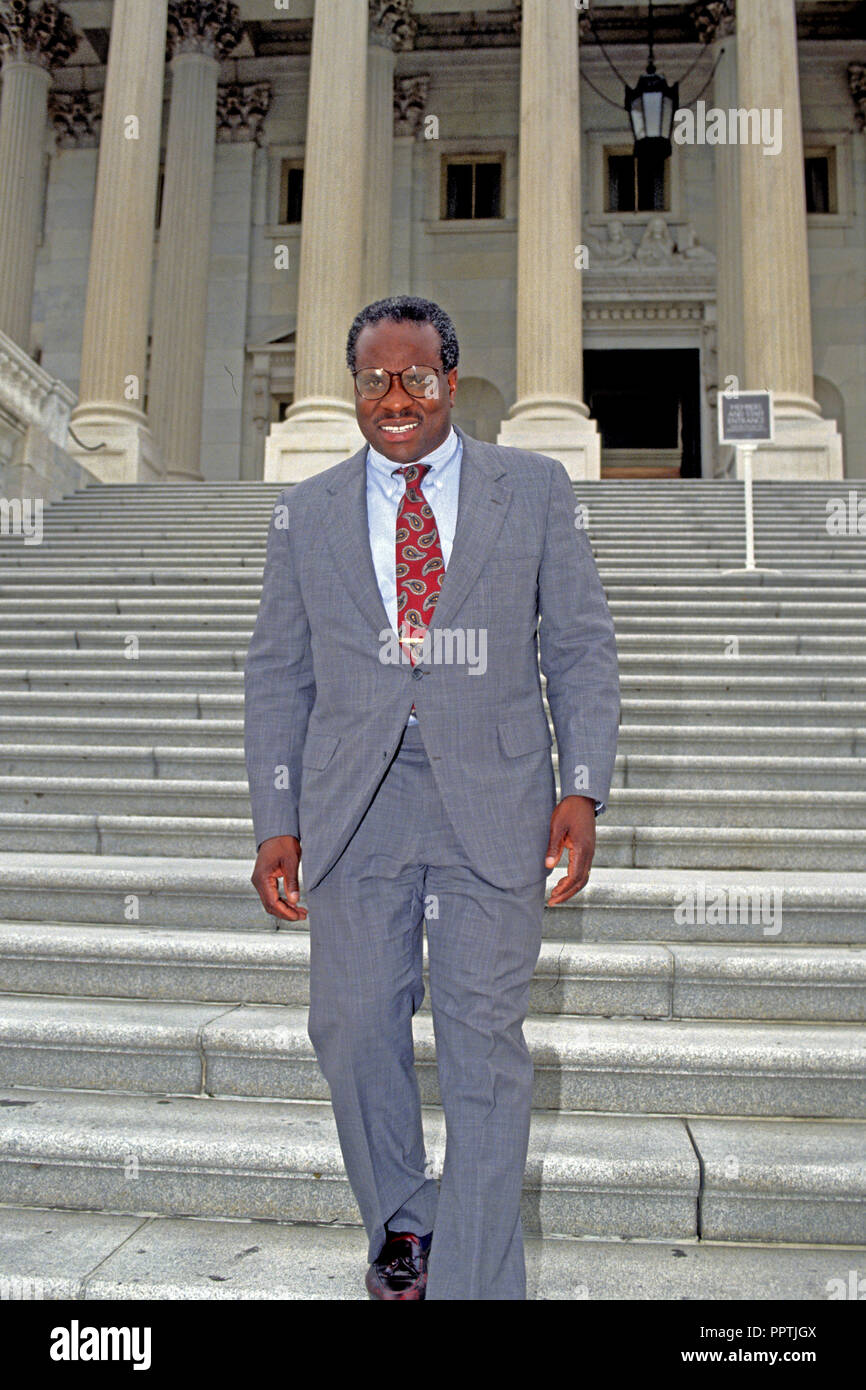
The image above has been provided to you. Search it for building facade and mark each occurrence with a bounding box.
[0,0,864,490]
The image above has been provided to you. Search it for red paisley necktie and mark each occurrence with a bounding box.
[394,462,446,709]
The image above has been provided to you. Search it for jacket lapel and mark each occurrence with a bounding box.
[323,443,393,639]
[427,426,512,633]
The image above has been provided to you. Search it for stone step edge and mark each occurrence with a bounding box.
[2,997,864,1075]
[1,1207,864,1302]
[2,923,863,1003]
[1,1089,864,1217]
[1,744,865,773]
[1,811,866,839]
[1,854,864,898]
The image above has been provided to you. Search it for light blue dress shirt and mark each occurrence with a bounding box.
[364,425,603,816]
[366,425,462,725]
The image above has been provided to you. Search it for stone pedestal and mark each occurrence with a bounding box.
[737,0,843,478]
[265,0,368,481]
[497,0,599,479]
[67,0,168,482]
[265,404,365,481]
[734,418,843,481]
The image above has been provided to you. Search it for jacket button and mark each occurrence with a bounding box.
[412,667,424,680]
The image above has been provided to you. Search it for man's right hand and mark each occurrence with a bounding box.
[250,835,307,922]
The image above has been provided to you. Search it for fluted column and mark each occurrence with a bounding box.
[736,0,842,477]
[364,2,416,302]
[264,0,368,481]
[392,73,430,292]
[0,1,78,351]
[68,0,168,482]
[148,1,242,480]
[497,0,599,479]
[693,2,741,474]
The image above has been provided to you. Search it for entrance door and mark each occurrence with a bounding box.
[583,348,702,478]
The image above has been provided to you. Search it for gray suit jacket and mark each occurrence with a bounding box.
[244,426,620,893]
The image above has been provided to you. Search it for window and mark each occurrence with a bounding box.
[441,156,504,220]
[605,147,669,213]
[279,160,304,224]
[804,149,837,215]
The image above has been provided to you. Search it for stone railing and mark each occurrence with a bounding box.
[0,329,98,501]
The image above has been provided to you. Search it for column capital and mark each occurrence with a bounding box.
[48,86,103,147]
[216,80,271,144]
[0,0,79,71]
[393,72,430,137]
[690,1,736,44]
[166,0,243,62]
[369,0,417,52]
[848,62,866,131]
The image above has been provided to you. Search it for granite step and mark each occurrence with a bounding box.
[0,1087,863,1244]
[3,921,864,1021]
[2,672,866,703]
[3,1206,863,1301]
[0,811,864,867]
[4,777,863,830]
[1,995,863,1118]
[1,856,864,942]
[4,573,865,593]
[1,744,864,793]
[1,716,864,756]
[3,615,866,639]
[5,632,866,660]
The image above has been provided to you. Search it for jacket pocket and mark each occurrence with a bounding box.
[497,711,552,758]
[301,732,341,770]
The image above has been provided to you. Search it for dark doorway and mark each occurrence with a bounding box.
[583,348,703,478]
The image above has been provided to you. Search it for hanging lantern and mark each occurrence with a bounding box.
[625,1,680,160]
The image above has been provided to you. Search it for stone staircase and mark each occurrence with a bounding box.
[0,478,864,1300]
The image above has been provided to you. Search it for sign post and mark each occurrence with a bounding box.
[717,390,781,575]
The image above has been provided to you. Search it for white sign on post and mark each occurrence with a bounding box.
[717,390,777,574]
[718,390,774,447]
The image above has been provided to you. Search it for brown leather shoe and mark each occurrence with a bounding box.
[365,1231,429,1300]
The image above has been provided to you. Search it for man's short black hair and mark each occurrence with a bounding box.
[346,296,460,374]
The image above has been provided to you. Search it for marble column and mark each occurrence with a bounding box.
[213,81,270,483]
[68,0,169,482]
[148,2,242,480]
[265,0,368,481]
[0,2,78,351]
[497,0,599,479]
[736,0,842,477]
[363,2,416,303]
[692,2,741,475]
[392,74,430,294]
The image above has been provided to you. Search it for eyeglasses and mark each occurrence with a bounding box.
[352,365,442,401]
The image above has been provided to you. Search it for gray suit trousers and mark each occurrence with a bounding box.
[305,719,546,1301]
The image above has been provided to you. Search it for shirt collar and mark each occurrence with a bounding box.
[367,425,460,491]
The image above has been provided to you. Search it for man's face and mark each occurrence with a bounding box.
[352,319,458,463]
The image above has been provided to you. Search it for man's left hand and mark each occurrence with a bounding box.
[544,795,596,904]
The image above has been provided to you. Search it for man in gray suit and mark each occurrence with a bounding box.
[245,296,619,1300]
